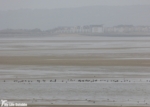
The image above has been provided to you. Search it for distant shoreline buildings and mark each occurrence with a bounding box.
[50,25,150,34]
[50,25,104,34]
[0,25,150,35]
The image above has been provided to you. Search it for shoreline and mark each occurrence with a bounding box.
[0,33,150,37]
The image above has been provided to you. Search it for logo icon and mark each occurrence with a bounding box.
[1,100,27,107]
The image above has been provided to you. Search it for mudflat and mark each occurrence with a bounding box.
[0,35,150,106]
[0,56,150,66]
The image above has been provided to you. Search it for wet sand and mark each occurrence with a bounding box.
[0,35,150,106]
[0,56,150,66]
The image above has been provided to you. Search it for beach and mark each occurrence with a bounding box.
[0,34,150,106]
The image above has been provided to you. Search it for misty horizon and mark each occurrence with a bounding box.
[0,5,150,30]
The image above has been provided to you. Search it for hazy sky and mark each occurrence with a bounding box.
[0,0,150,10]
[0,0,150,30]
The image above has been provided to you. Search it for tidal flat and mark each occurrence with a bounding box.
[0,34,150,106]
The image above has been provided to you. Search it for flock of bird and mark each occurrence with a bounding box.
[2,79,150,83]
[1,79,149,106]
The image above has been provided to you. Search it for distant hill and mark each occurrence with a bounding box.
[0,5,150,30]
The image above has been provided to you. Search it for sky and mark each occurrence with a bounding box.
[0,0,150,30]
[0,0,150,10]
